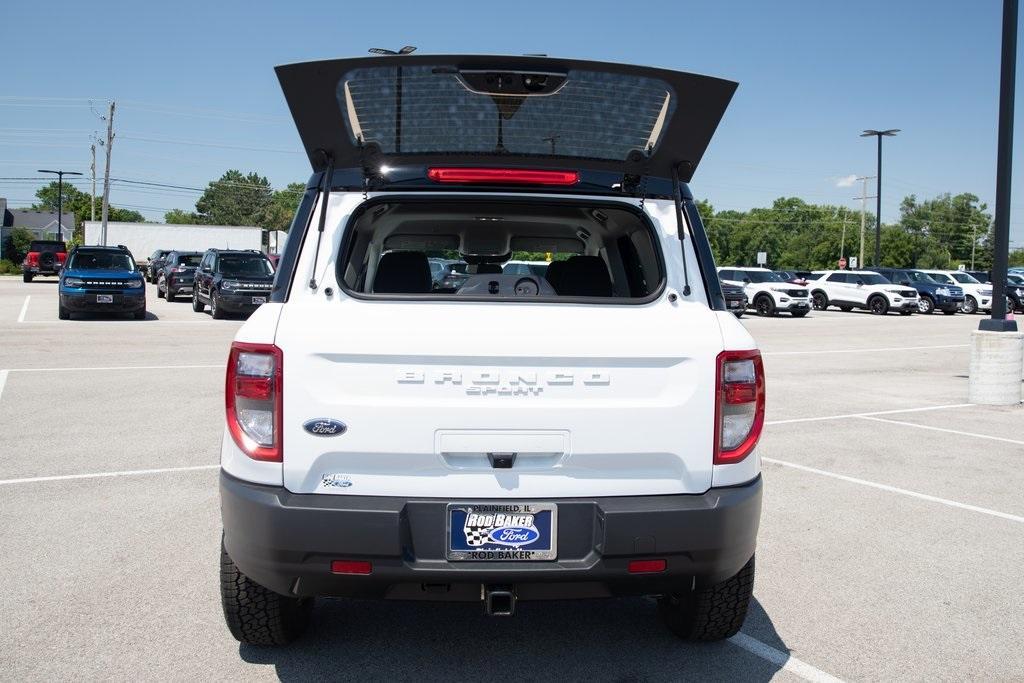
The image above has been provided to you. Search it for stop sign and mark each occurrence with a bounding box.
[838,257,848,269]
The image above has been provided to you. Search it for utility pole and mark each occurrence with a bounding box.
[100,101,115,246]
[90,142,97,222]
[854,176,877,267]
[839,208,849,260]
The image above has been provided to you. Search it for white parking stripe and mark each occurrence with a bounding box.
[764,344,968,356]
[729,632,845,683]
[763,457,1024,524]
[858,416,1024,446]
[766,403,971,426]
[9,364,221,373]
[17,295,30,322]
[0,369,8,401]
[0,464,219,486]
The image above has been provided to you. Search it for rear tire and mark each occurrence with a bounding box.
[192,290,204,313]
[811,291,828,311]
[659,555,755,642]
[58,304,70,320]
[917,295,935,314]
[23,272,33,283]
[165,286,175,303]
[754,295,776,317]
[220,540,312,646]
[134,307,146,320]
[156,277,165,298]
[868,295,889,315]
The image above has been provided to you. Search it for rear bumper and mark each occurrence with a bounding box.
[24,266,60,275]
[220,471,762,600]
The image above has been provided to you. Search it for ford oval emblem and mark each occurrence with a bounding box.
[303,418,347,437]
[487,526,540,547]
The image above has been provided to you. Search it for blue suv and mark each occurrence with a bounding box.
[870,267,964,315]
[59,245,147,320]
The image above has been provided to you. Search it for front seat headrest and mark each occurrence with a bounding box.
[373,251,432,293]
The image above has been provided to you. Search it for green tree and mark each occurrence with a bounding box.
[163,208,204,225]
[897,193,991,267]
[5,227,35,262]
[195,170,273,226]
[261,182,307,231]
[32,182,143,235]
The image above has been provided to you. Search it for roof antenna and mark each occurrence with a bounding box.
[671,163,692,297]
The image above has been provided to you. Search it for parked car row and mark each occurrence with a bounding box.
[718,266,1005,317]
[54,245,275,320]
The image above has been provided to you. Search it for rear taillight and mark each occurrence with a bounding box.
[427,167,580,185]
[714,350,765,465]
[226,342,282,462]
[56,253,67,263]
[25,253,39,266]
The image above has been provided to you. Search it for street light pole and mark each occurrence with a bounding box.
[37,169,82,241]
[860,130,899,266]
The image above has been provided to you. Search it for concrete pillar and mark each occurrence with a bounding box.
[968,330,1024,405]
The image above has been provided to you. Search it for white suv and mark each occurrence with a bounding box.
[717,267,811,317]
[920,270,993,314]
[807,270,918,315]
[218,54,763,646]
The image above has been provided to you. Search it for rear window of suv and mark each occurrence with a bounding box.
[337,199,664,302]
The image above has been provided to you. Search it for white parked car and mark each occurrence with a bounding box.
[806,270,918,315]
[717,267,811,317]
[218,54,764,646]
[919,270,993,314]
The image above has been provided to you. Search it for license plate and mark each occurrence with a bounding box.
[96,295,113,304]
[447,503,557,561]
[252,296,266,304]
[728,300,742,308]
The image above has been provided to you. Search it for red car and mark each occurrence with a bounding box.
[22,240,67,282]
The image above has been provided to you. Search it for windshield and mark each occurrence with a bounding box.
[69,250,135,271]
[179,254,202,267]
[1008,274,1024,284]
[744,271,784,283]
[950,272,980,284]
[903,270,935,283]
[30,241,65,253]
[219,255,274,278]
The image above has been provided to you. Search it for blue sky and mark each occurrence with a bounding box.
[2,0,1020,243]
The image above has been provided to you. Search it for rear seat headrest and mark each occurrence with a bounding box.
[373,251,432,294]
[545,255,613,297]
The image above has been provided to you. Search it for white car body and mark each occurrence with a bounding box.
[806,270,919,314]
[717,266,811,316]
[920,270,993,312]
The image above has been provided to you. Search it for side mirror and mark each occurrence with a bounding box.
[742,277,751,284]
[900,280,911,286]
[856,279,865,286]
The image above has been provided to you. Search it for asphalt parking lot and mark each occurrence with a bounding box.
[1,275,1022,681]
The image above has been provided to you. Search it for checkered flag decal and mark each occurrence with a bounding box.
[463,525,490,547]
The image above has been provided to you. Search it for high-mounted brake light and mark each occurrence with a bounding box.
[226,342,282,462]
[427,167,580,186]
[714,350,765,465]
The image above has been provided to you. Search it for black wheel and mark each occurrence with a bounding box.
[192,290,204,313]
[869,295,889,315]
[917,295,935,314]
[659,555,755,642]
[211,292,225,319]
[156,276,165,298]
[134,307,146,320]
[221,540,312,645]
[58,304,70,320]
[811,291,828,311]
[961,296,978,314]
[23,272,33,283]
[839,305,853,312]
[791,309,809,318]
[754,295,776,317]
[165,285,175,303]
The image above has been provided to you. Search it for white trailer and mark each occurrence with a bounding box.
[83,222,263,263]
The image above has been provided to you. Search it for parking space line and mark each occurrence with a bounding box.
[858,415,1024,446]
[9,364,221,373]
[0,464,219,486]
[0,369,8,401]
[762,457,1024,524]
[766,403,971,426]
[764,344,968,356]
[729,632,844,683]
[17,295,30,322]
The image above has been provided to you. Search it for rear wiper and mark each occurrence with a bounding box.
[308,151,335,291]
